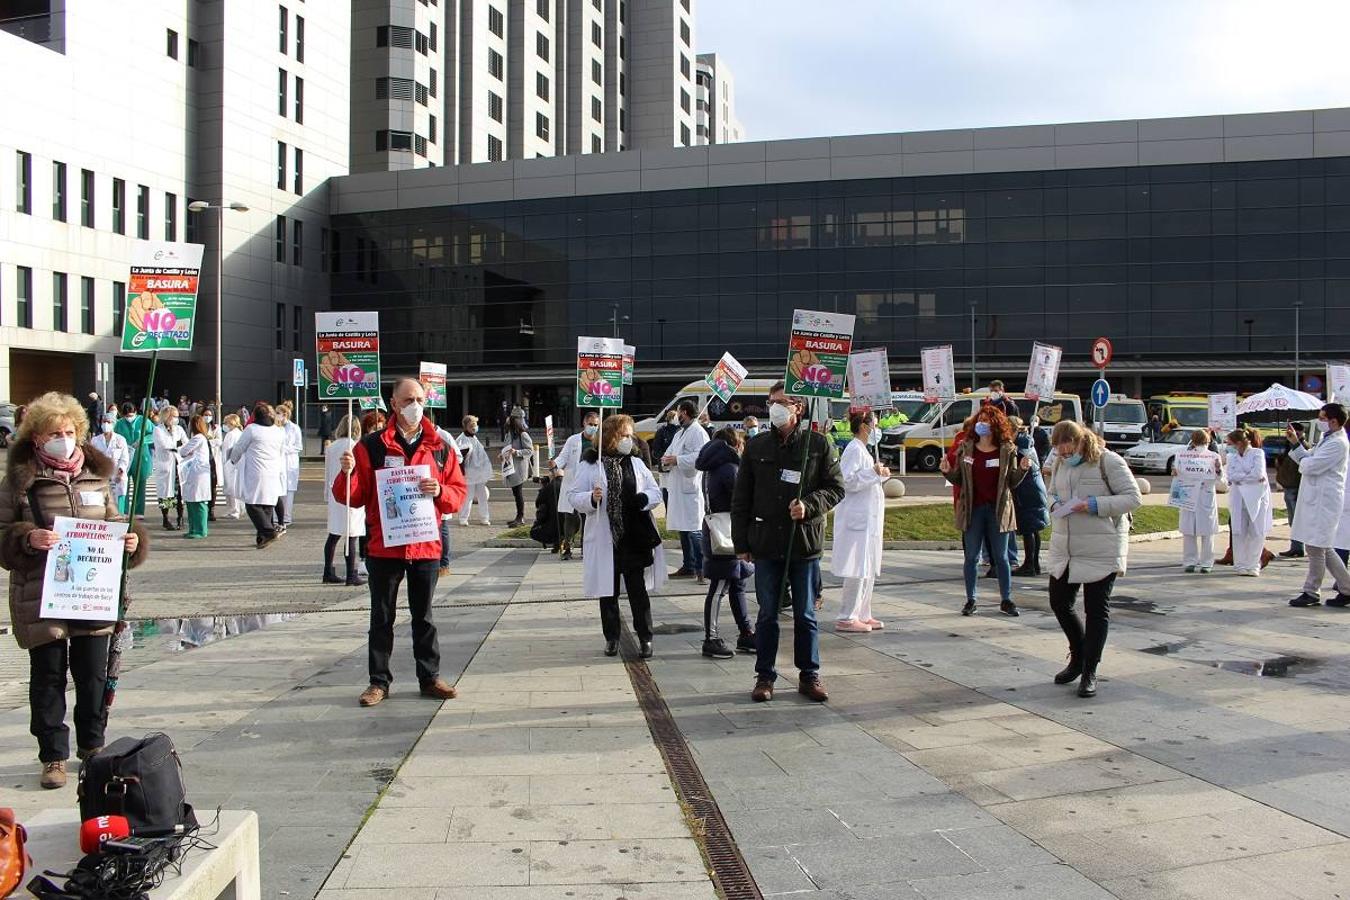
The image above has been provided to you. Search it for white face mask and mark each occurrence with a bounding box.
[205,415,213,424]
[399,401,425,426]
[768,403,793,429]
[43,436,76,459]
[584,424,598,438]
[101,420,114,433]
[1317,419,1331,434]
[616,436,635,455]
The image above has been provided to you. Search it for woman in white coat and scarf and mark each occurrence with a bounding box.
[228,402,288,548]
[151,406,187,531]
[1225,427,1272,576]
[1177,429,1226,573]
[323,414,366,585]
[277,402,303,528]
[568,414,666,660]
[832,411,891,633]
[456,415,494,526]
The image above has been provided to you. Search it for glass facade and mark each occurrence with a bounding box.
[330,157,1350,383]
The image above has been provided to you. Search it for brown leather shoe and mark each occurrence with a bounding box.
[751,678,774,702]
[40,760,67,789]
[358,684,388,707]
[798,676,828,702]
[420,678,459,700]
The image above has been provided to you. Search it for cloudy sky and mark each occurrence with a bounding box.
[696,0,1350,141]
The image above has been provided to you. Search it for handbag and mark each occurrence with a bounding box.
[77,733,196,833]
[705,511,735,557]
[0,808,29,899]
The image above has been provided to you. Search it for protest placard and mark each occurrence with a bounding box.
[705,352,748,404]
[1024,342,1063,402]
[419,361,447,409]
[921,346,956,402]
[577,337,625,408]
[40,517,129,622]
[120,242,204,352]
[375,465,440,547]
[622,345,636,386]
[1208,392,1237,433]
[784,309,855,399]
[316,312,381,399]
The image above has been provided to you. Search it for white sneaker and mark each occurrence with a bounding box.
[458,520,470,527]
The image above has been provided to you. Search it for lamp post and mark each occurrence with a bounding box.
[657,317,666,360]
[1292,301,1303,390]
[609,303,628,338]
[969,301,977,391]
[1244,318,1254,352]
[187,200,248,421]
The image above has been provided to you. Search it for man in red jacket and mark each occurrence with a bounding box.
[335,377,468,707]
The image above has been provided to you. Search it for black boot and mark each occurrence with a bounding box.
[207,506,216,522]
[1054,657,1083,685]
[345,552,366,586]
[161,508,177,530]
[323,567,343,584]
[1078,671,1098,698]
[175,503,184,530]
[604,640,619,657]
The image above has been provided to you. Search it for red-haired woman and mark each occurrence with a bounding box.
[941,405,1031,617]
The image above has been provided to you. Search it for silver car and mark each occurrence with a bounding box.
[1123,429,1198,474]
[0,402,15,448]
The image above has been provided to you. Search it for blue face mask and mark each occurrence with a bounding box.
[1065,453,1084,467]
[973,422,991,437]
[745,426,759,437]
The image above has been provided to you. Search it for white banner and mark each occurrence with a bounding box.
[40,517,128,622]
[544,415,555,459]
[1329,364,1350,404]
[375,465,440,547]
[1208,392,1237,433]
[1024,342,1063,402]
[846,347,892,411]
[921,345,955,402]
[1176,449,1218,482]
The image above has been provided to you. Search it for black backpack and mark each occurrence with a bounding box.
[77,733,196,832]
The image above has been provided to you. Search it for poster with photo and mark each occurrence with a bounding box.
[577,337,625,408]
[921,346,955,403]
[375,465,440,547]
[419,361,447,409]
[1208,392,1238,433]
[705,352,748,404]
[120,242,204,352]
[40,517,129,622]
[847,348,892,410]
[783,309,856,400]
[1024,342,1063,402]
[316,312,382,400]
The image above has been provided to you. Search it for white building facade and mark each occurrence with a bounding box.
[695,52,743,145]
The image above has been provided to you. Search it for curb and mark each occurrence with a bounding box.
[487,531,1195,552]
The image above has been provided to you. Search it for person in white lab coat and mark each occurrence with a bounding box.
[832,412,891,632]
[219,414,244,518]
[456,415,494,527]
[1225,427,1272,576]
[277,402,303,527]
[205,408,221,522]
[434,424,465,575]
[177,414,213,539]
[89,414,131,514]
[1177,429,1225,573]
[1288,404,1350,606]
[568,414,667,659]
[550,411,599,559]
[323,414,367,585]
[152,406,187,531]
[228,402,288,548]
[661,400,709,581]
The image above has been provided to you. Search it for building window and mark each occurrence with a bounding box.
[277,141,287,189]
[536,0,549,20]
[80,169,95,228]
[320,227,329,271]
[136,185,149,239]
[415,134,428,156]
[429,22,437,51]
[619,106,626,131]
[52,161,66,222]
[536,112,549,141]
[536,31,549,61]
[415,30,428,54]
[52,272,67,332]
[295,76,304,122]
[535,72,549,100]
[278,5,287,52]
[377,76,414,99]
[680,123,691,146]
[111,178,125,233]
[293,148,303,193]
[185,199,200,243]
[416,82,428,105]
[292,219,303,265]
[295,15,304,61]
[429,115,437,143]
[278,68,287,115]
[164,192,177,240]
[487,135,503,162]
[275,215,286,262]
[430,68,438,97]
[376,130,414,152]
[591,135,602,153]
[15,151,31,214]
[591,96,601,123]
[620,0,625,23]
[679,19,689,44]
[593,0,601,8]
[488,6,503,37]
[16,266,32,329]
[166,28,178,59]
[292,305,301,351]
[680,54,690,78]
[681,0,689,9]
[112,281,125,337]
[591,22,601,48]
[488,48,503,79]
[187,38,200,67]
[488,91,503,122]
[275,303,285,349]
[80,276,94,334]
[680,88,689,112]
[591,59,601,85]
[376,25,415,47]
[619,35,625,59]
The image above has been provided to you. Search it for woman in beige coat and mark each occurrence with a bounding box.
[1044,421,1142,698]
[0,392,148,789]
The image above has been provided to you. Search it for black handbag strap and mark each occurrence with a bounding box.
[25,484,52,530]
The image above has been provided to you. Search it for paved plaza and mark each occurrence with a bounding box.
[3,468,1350,898]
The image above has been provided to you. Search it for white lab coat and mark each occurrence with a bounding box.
[207,425,223,485]
[228,423,287,505]
[325,437,367,536]
[221,427,242,498]
[152,423,187,498]
[1178,449,1224,537]
[457,431,493,485]
[554,432,586,515]
[831,439,885,579]
[663,423,708,532]
[177,433,213,503]
[1336,465,1350,552]
[568,454,668,599]
[1227,446,1272,572]
[1290,429,1349,547]
[90,430,131,499]
[281,419,303,492]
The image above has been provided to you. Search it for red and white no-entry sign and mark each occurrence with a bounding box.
[1091,337,1113,369]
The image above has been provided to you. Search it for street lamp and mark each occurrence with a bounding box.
[969,301,978,391]
[187,200,249,420]
[1292,301,1303,390]
[1244,318,1255,353]
[609,303,629,338]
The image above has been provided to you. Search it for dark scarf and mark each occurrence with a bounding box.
[602,453,626,543]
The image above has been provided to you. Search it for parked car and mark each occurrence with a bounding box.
[0,402,15,448]
[1089,396,1148,450]
[1124,429,1205,474]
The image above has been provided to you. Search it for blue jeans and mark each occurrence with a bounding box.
[439,517,452,568]
[963,504,1012,603]
[1284,489,1303,553]
[979,534,1019,567]
[679,531,704,573]
[752,557,821,682]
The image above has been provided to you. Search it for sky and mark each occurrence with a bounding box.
[695,0,1350,142]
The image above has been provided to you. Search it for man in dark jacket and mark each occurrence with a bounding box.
[731,382,844,703]
[983,380,1019,418]
[1276,421,1308,558]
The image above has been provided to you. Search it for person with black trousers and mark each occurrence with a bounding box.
[1011,426,1049,575]
[697,428,755,658]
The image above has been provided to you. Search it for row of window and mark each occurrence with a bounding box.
[275,301,305,351]
[278,5,306,61]
[375,76,435,104]
[0,264,125,336]
[376,130,433,156]
[14,151,189,240]
[277,142,304,194]
[278,68,305,122]
[164,28,201,67]
[375,24,434,54]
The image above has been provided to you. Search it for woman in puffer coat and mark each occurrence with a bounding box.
[1044,421,1142,699]
[0,392,148,790]
[696,428,754,659]
[1011,424,1050,576]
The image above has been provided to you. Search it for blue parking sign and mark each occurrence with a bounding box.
[1091,378,1111,408]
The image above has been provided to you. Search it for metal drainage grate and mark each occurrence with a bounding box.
[621,630,762,900]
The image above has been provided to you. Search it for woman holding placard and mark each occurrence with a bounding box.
[152,406,187,531]
[178,414,213,539]
[0,392,147,789]
[323,414,367,585]
[1178,429,1225,573]
[568,414,666,659]
[1226,427,1272,576]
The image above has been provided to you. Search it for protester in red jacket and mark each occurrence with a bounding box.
[333,377,467,708]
